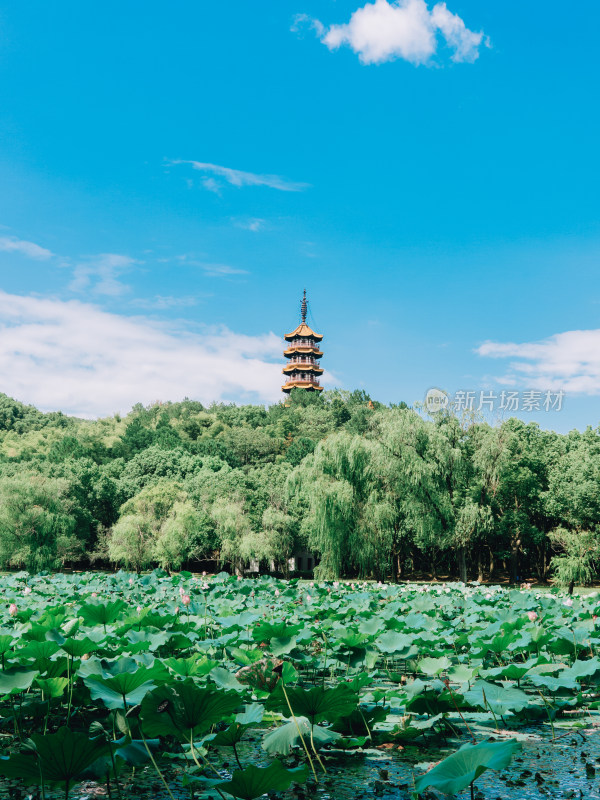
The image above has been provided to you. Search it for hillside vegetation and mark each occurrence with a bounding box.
[0,390,598,585]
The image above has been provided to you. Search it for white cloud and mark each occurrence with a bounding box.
[198,263,249,278]
[306,0,484,65]
[201,177,222,195]
[235,218,266,232]
[0,236,53,260]
[69,253,136,296]
[131,295,199,310]
[0,291,286,417]
[291,13,325,38]
[430,2,485,63]
[170,160,309,192]
[477,329,600,395]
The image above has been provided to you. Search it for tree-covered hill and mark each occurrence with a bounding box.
[0,390,598,587]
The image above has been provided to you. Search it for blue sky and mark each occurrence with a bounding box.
[0,1,599,431]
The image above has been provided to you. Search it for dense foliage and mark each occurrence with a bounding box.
[0,390,599,584]
[4,571,600,798]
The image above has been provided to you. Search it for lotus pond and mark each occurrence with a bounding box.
[1,572,600,799]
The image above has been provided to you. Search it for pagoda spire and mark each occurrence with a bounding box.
[282,291,324,394]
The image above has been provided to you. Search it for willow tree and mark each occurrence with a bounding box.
[153,501,214,571]
[108,513,154,572]
[0,474,79,571]
[549,527,600,593]
[288,432,395,579]
[375,408,505,582]
[223,506,297,575]
[545,427,600,590]
[261,506,296,574]
[374,409,461,579]
[211,497,252,574]
[482,419,553,583]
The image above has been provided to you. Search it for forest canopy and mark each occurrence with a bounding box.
[0,390,598,586]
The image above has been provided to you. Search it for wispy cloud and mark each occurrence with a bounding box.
[201,176,222,195]
[295,0,486,66]
[169,160,309,192]
[153,255,248,279]
[0,236,53,260]
[131,295,200,310]
[0,291,284,417]
[69,253,137,296]
[196,263,249,278]
[477,329,600,395]
[234,218,266,232]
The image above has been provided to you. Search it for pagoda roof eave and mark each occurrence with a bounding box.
[282,382,324,393]
[282,364,324,374]
[284,321,323,341]
[284,348,323,358]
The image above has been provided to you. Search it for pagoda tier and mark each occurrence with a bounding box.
[282,291,324,394]
[283,343,323,358]
[282,360,323,375]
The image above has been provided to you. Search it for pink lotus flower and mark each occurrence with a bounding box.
[9,603,18,616]
[182,594,191,606]
[564,597,573,607]
[128,578,134,586]
[527,611,538,622]
[333,581,340,589]
[91,592,97,598]
[137,606,142,613]
[485,593,492,600]
[202,571,207,577]
[274,588,280,597]
[23,587,32,596]
[593,615,598,621]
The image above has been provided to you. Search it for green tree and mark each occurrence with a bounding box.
[0,474,79,570]
[108,514,154,572]
[211,498,252,574]
[153,501,215,570]
[284,436,316,466]
[290,432,394,579]
[549,527,600,593]
[488,420,553,583]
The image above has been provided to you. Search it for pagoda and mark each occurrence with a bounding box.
[282,290,324,394]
